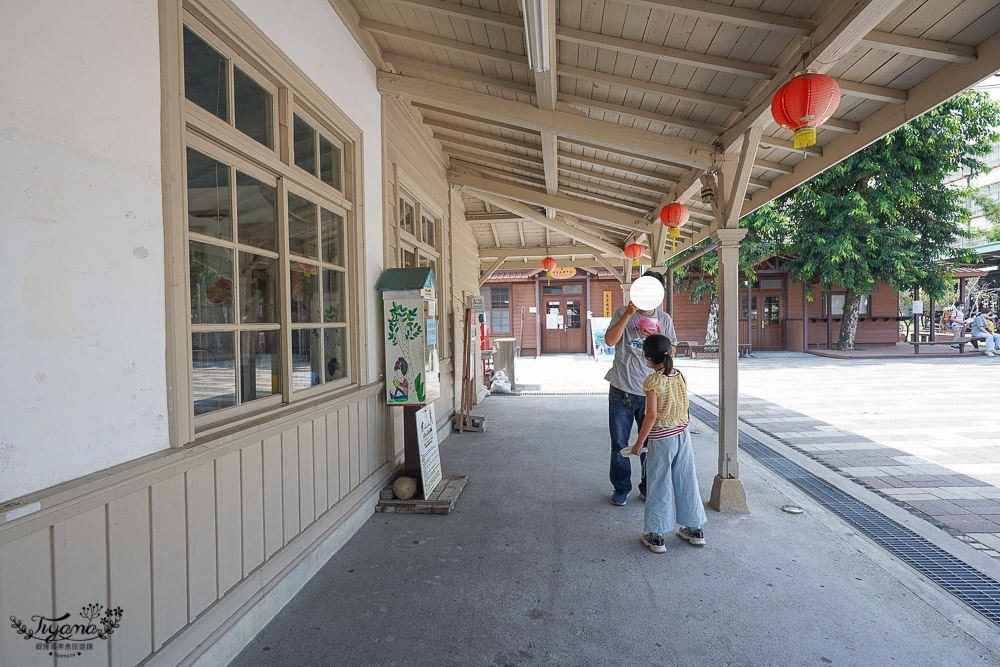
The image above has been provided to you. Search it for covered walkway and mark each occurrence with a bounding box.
[232,396,1000,666]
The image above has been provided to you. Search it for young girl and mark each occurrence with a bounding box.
[630,334,707,553]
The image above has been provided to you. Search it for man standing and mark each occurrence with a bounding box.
[603,270,677,506]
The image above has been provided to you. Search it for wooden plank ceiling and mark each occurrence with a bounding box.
[338,0,1000,270]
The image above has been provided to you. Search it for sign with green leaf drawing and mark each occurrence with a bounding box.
[378,267,441,407]
[386,301,425,403]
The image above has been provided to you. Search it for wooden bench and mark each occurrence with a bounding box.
[676,341,753,359]
[910,337,975,354]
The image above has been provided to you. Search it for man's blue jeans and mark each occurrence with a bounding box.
[609,385,647,496]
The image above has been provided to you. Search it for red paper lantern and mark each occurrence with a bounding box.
[770,71,841,150]
[624,243,643,267]
[541,256,557,277]
[659,203,689,251]
[659,203,689,229]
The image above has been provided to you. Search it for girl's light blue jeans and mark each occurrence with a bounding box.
[644,429,707,535]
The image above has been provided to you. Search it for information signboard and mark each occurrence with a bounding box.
[591,317,614,358]
[415,403,442,495]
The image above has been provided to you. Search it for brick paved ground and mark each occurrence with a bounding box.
[681,352,1000,556]
[515,351,1000,555]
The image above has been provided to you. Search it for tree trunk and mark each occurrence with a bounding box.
[837,290,863,351]
[704,291,719,352]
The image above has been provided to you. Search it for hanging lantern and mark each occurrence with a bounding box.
[624,243,643,267]
[659,203,689,251]
[541,256,557,278]
[770,71,841,150]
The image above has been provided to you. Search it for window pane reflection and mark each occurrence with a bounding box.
[294,115,316,175]
[236,171,276,251]
[239,330,280,403]
[234,67,273,149]
[290,261,320,323]
[324,270,346,323]
[190,241,234,324]
[321,208,344,266]
[320,135,342,190]
[291,329,323,390]
[288,193,318,259]
[239,252,278,323]
[192,332,236,415]
[325,328,346,382]
[186,148,232,240]
[183,27,228,122]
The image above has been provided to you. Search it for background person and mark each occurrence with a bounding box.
[970,310,1000,357]
[603,270,677,506]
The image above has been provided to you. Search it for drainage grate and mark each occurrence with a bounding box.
[489,391,609,397]
[688,401,1000,627]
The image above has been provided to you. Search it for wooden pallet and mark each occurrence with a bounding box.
[375,475,468,514]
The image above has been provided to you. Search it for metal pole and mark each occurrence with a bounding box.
[666,267,674,315]
[746,276,753,356]
[959,278,967,354]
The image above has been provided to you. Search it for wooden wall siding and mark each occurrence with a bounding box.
[671,279,900,347]
[383,97,483,432]
[0,387,391,667]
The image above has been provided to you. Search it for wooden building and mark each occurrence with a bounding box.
[3,0,999,665]
[483,259,901,356]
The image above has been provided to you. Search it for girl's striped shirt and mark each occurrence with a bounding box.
[643,369,689,439]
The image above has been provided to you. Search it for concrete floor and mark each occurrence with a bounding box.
[232,395,1000,667]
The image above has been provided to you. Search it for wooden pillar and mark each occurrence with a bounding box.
[959,278,967,353]
[709,228,749,514]
[826,292,833,350]
[929,294,936,342]
[585,275,593,356]
[746,276,753,355]
[802,282,809,352]
[665,267,674,315]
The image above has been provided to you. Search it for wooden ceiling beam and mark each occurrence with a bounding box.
[559,164,671,197]
[558,64,747,113]
[466,192,627,258]
[442,143,543,168]
[385,55,536,96]
[423,118,541,153]
[560,94,725,135]
[836,79,907,104]
[362,20,528,67]
[378,73,718,168]
[382,0,522,30]
[615,0,813,35]
[480,246,622,260]
[859,32,977,64]
[450,171,657,233]
[557,26,778,80]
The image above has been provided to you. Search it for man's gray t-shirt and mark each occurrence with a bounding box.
[971,315,990,337]
[604,306,678,395]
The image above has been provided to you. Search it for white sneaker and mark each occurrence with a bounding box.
[986,350,996,357]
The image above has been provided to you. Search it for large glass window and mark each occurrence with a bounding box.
[181,22,354,426]
[489,286,512,334]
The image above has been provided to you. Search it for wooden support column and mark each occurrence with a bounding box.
[709,227,750,514]
[665,267,674,315]
[802,282,809,352]
[929,294,936,342]
[826,292,833,349]
[959,278,967,353]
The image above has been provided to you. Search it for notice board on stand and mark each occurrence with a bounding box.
[415,403,442,496]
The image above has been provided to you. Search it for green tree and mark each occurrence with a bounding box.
[766,91,999,349]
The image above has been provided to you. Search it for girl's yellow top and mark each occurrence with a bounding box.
[642,371,689,426]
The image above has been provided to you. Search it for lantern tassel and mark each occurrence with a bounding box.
[794,127,816,149]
